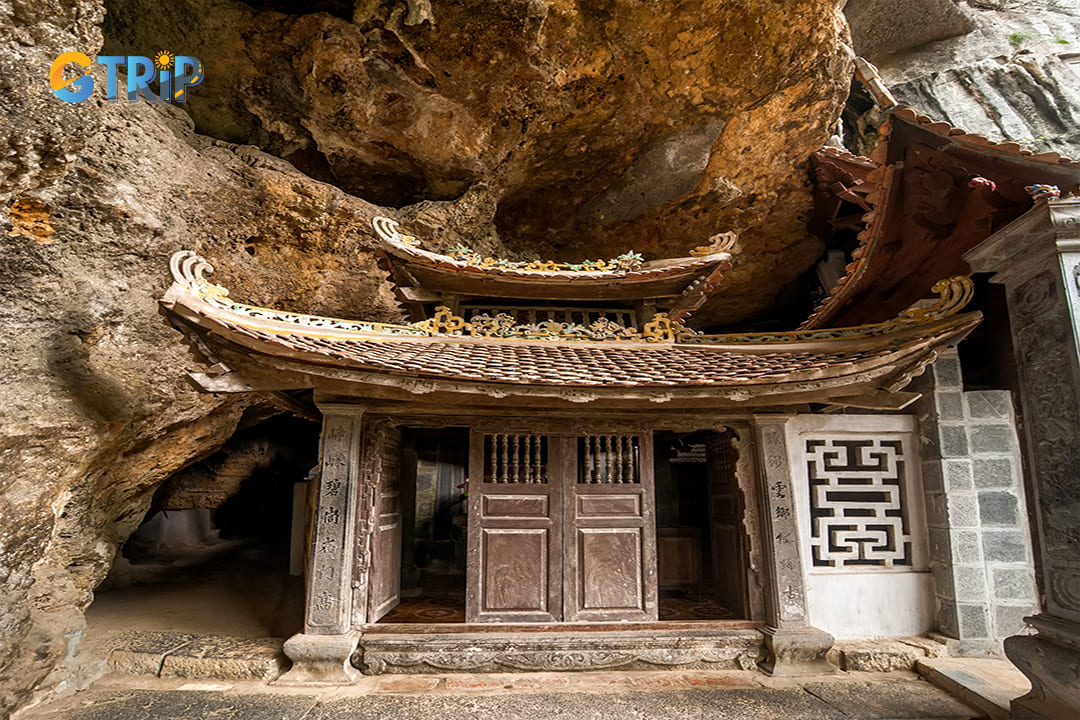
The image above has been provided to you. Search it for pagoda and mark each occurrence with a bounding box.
[160,210,980,682]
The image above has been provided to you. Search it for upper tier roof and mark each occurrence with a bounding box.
[373,217,734,317]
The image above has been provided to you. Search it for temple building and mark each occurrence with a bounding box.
[159,90,1080,717]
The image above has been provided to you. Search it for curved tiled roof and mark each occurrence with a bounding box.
[160,251,980,409]
[802,106,1080,330]
[213,318,900,388]
[373,217,734,305]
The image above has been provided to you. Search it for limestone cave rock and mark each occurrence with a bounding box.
[102,0,854,325]
[9,0,1021,716]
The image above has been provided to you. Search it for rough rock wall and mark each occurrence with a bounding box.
[0,20,405,716]
[865,1,1080,159]
[0,2,853,716]
[0,96,409,716]
[102,0,853,325]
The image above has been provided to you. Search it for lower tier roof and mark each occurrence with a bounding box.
[160,251,980,413]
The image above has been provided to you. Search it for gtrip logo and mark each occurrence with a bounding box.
[49,51,204,104]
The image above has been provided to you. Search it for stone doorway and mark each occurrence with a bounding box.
[654,431,750,622]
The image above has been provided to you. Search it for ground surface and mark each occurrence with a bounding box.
[18,671,985,720]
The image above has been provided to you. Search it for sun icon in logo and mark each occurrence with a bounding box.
[154,51,174,70]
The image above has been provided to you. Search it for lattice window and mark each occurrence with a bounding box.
[578,435,640,484]
[805,438,912,568]
[483,434,548,484]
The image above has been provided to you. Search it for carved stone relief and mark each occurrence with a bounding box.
[730,427,766,620]
[355,629,764,675]
[351,419,395,627]
[1009,267,1080,618]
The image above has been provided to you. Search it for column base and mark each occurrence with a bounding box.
[758,625,837,676]
[1005,614,1080,720]
[275,631,361,686]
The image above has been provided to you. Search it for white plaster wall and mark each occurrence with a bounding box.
[786,415,935,639]
[805,571,936,639]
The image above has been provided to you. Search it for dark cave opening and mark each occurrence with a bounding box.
[91,413,319,640]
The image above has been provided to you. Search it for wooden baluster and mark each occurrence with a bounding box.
[617,436,626,481]
[608,436,616,483]
[517,435,525,483]
[501,433,509,483]
[596,436,604,484]
[603,436,609,483]
[538,436,545,484]
[512,435,521,483]
[487,435,495,483]
[621,437,628,484]
[521,435,528,483]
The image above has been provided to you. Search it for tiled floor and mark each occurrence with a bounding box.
[19,671,986,720]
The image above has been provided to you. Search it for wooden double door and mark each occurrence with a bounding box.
[466,431,658,623]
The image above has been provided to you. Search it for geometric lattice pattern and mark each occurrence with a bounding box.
[805,438,912,568]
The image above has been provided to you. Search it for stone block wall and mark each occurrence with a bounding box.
[915,351,1038,653]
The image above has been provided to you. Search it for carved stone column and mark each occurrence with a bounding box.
[965,198,1080,720]
[752,416,835,675]
[278,408,365,685]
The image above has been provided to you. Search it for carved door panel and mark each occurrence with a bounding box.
[564,434,657,622]
[467,433,563,623]
[368,425,403,623]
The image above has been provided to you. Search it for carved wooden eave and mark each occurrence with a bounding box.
[803,106,1080,330]
[373,217,734,316]
[160,252,981,414]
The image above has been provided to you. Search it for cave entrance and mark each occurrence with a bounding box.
[89,413,319,639]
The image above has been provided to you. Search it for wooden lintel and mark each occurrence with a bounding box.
[187,370,308,395]
[395,286,443,303]
[187,371,257,393]
[820,389,922,412]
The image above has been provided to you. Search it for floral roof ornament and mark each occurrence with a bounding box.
[444,244,646,273]
[1025,184,1061,200]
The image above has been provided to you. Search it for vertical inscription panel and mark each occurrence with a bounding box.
[579,528,643,611]
[306,414,360,634]
[481,528,549,613]
[757,420,808,627]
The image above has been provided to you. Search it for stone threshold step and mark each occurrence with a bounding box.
[105,631,286,681]
[916,657,1031,720]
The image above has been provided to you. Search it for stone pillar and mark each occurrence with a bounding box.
[752,416,835,675]
[965,198,1080,720]
[912,351,1038,655]
[278,409,365,685]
